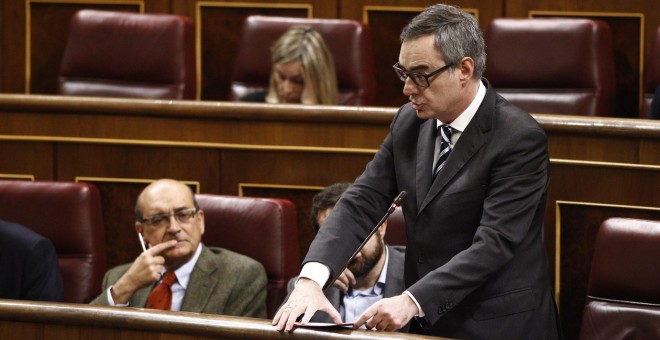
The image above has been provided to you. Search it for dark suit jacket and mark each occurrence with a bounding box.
[305,80,561,339]
[90,245,267,318]
[286,245,406,325]
[0,219,64,302]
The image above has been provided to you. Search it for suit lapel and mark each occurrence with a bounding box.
[181,246,221,313]
[418,83,495,214]
[415,119,437,211]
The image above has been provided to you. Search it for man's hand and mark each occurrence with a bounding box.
[272,278,342,332]
[331,268,356,293]
[353,294,418,332]
[110,240,178,304]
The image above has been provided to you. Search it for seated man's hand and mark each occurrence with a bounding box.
[273,278,341,332]
[110,240,178,304]
[332,268,356,293]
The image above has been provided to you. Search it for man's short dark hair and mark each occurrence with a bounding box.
[310,182,351,232]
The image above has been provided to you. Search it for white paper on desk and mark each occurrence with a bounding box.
[294,322,353,328]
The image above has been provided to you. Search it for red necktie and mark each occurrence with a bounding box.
[145,271,177,310]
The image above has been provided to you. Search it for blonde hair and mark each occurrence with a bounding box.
[266,26,338,105]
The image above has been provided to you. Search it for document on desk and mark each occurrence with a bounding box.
[294,322,353,328]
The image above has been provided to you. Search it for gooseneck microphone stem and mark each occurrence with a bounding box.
[324,191,408,293]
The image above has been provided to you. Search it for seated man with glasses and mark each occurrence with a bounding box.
[90,179,267,318]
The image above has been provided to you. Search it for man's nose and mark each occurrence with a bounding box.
[402,77,418,97]
[166,215,182,232]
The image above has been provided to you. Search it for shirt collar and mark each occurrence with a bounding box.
[171,243,203,289]
[437,80,486,133]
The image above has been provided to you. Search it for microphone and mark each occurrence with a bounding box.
[324,191,407,292]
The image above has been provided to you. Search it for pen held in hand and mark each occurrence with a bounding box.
[137,232,147,252]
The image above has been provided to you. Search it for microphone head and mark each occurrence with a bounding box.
[393,191,407,206]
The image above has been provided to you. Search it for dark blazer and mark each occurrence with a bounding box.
[305,80,561,339]
[0,219,64,302]
[286,245,406,325]
[90,245,267,318]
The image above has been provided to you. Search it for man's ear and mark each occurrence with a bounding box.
[198,209,205,235]
[458,56,475,82]
[134,222,142,234]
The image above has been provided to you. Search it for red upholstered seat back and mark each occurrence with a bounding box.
[58,9,196,99]
[385,207,407,246]
[230,15,375,106]
[0,180,106,303]
[579,217,660,339]
[642,26,660,118]
[197,194,300,318]
[485,18,616,116]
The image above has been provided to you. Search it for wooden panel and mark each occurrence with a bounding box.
[0,140,54,179]
[556,202,660,340]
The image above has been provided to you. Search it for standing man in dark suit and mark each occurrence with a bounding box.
[274,4,562,339]
[91,179,267,318]
[284,183,406,328]
[0,220,64,302]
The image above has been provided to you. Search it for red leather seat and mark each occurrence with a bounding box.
[642,26,660,118]
[579,217,660,339]
[385,207,407,246]
[230,15,375,106]
[197,194,300,318]
[485,18,616,116]
[0,180,106,303]
[58,9,196,99]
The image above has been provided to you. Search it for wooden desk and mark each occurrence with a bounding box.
[0,299,441,339]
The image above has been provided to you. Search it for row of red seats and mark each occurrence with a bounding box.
[56,9,660,117]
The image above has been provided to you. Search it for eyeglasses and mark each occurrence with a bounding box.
[392,62,455,88]
[139,207,199,229]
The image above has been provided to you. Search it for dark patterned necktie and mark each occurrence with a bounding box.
[145,271,177,310]
[432,125,453,179]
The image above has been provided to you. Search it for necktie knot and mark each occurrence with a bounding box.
[439,125,453,143]
[161,271,177,287]
[433,125,453,179]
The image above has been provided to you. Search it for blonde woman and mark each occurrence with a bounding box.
[241,26,338,105]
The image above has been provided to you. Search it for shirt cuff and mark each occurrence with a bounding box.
[403,290,425,317]
[107,286,129,307]
[299,262,330,288]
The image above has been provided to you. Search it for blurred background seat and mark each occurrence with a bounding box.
[579,217,660,339]
[197,194,299,318]
[58,9,196,100]
[385,207,407,246]
[0,180,106,303]
[641,26,660,118]
[230,15,375,106]
[484,18,616,116]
